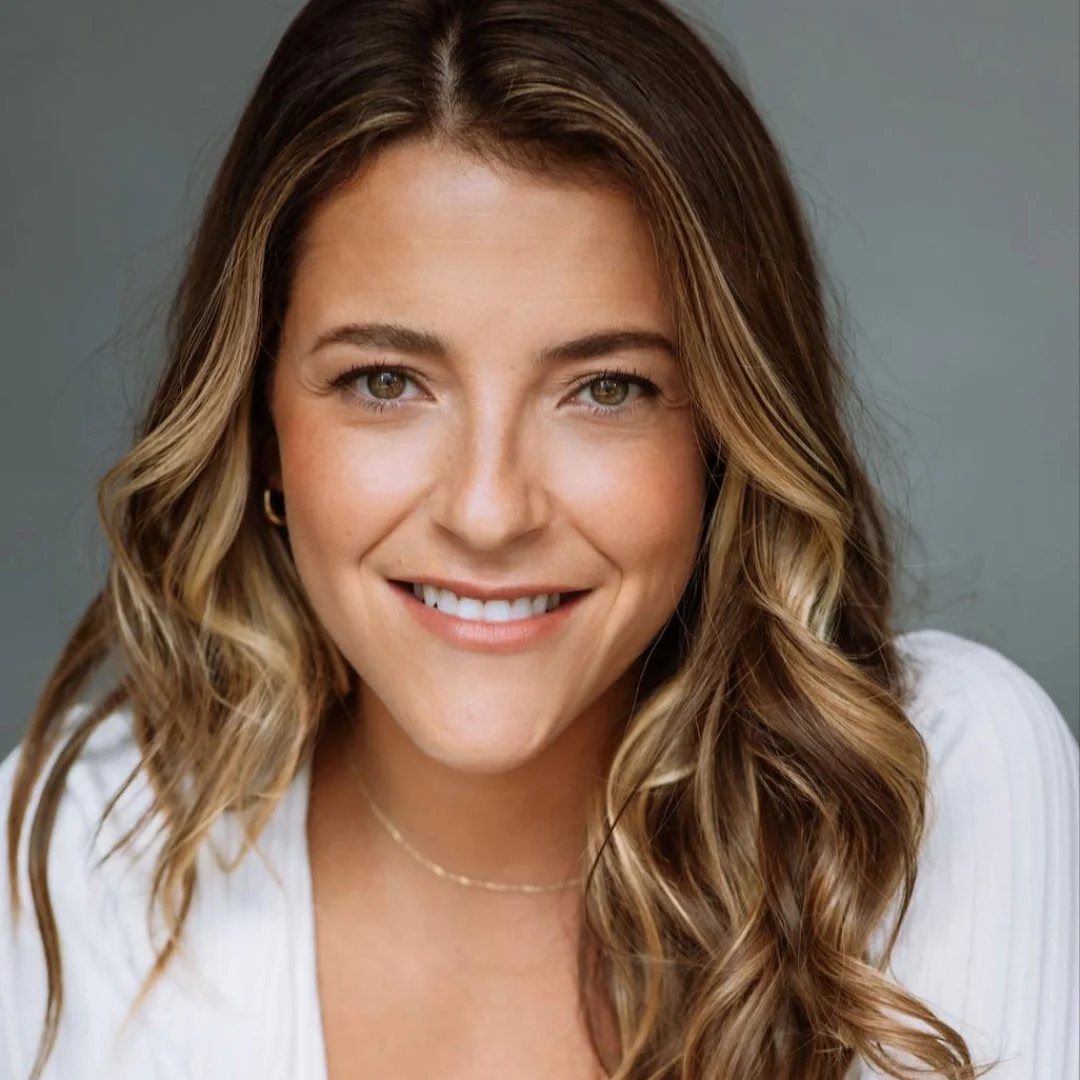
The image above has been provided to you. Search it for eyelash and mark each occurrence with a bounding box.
[327,363,661,419]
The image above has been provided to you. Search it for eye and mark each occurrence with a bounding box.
[584,374,633,408]
[328,363,662,418]
[572,369,660,417]
[329,364,423,412]
[363,369,409,400]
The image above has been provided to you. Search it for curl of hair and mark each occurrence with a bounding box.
[6,2,999,1078]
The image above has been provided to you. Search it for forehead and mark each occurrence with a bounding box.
[287,139,668,331]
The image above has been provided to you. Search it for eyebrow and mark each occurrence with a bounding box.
[309,321,678,365]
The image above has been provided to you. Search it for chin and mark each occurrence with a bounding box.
[415,743,544,776]
[408,710,564,774]
[368,684,571,775]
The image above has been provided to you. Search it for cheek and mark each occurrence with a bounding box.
[275,397,705,596]
[278,420,435,554]
[553,429,705,582]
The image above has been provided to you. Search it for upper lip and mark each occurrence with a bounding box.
[390,576,588,601]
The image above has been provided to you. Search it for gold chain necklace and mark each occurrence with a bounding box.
[347,755,584,895]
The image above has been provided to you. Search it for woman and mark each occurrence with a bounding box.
[2,1,1076,1078]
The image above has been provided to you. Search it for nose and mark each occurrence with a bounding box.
[430,398,552,552]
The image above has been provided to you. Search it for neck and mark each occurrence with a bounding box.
[331,671,639,896]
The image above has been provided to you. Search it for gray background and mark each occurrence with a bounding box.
[1,0,1077,756]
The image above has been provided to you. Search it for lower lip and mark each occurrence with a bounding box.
[389,581,589,653]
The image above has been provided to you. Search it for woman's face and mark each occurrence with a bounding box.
[270,138,706,774]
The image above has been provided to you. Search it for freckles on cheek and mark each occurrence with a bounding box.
[282,426,431,546]
[563,440,705,566]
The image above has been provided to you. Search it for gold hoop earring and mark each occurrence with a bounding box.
[263,487,287,526]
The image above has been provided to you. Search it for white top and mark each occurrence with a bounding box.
[1,628,1077,1080]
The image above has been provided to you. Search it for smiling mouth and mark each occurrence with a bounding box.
[388,580,590,621]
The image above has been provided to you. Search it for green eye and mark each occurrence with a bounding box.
[573,369,661,417]
[366,370,408,399]
[329,363,421,412]
[330,363,661,419]
[587,376,631,407]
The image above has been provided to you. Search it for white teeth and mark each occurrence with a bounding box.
[454,596,482,620]
[407,583,568,622]
[509,597,534,620]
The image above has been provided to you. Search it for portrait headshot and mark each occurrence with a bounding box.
[1,1,1077,1079]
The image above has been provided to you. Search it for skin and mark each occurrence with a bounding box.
[268,137,706,1078]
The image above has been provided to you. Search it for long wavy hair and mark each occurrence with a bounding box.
[5,2,997,1078]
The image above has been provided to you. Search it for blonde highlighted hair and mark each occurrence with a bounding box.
[7,1,997,1077]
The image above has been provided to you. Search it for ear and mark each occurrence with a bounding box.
[255,355,285,490]
[255,410,283,491]
[263,442,283,491]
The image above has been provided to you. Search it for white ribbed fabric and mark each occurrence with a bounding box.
[1,628,1077,1080]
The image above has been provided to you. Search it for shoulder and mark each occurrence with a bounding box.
[867,628,1079,1079]
[0,704,306,1078]
[0,702,151,896]
[0,703,156,1078]
[896,626,1074,751]
[894,627,1077,855]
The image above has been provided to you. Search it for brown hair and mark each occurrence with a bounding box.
[6,2,996,1077]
